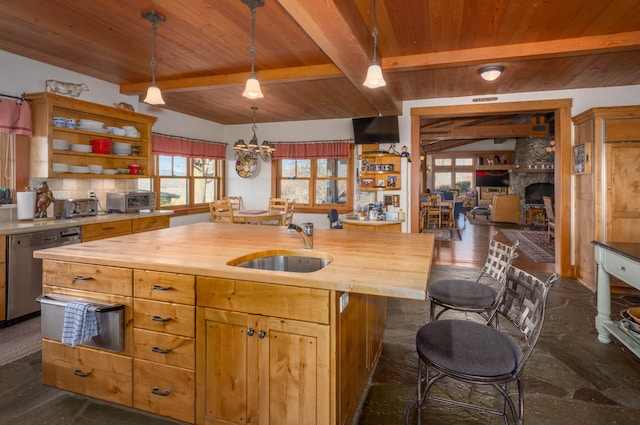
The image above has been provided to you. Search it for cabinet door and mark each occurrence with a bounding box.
[259,316,330,425]
[197,308,258,425]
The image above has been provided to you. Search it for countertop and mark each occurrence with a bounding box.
[591,240,640,263]
[34,222,435,300]
[0,209,173,235]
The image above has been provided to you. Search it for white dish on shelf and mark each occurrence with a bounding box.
[87,164,103,174]
[76,125,109,133]
[52,139,69,150]
[112,128,126,136]
[117,168,130,174]
[69,165,90,174]
[52,163,70,173]
[70,144,92,153]
[102,169,118,175]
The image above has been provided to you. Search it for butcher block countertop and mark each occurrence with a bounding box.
[34,222,435,300]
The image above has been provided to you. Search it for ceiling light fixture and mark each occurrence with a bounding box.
[363,0,386,88]
[142,11,166,105]
[478,65,504,82]
[233,106,274,161]
[242,0,264,99]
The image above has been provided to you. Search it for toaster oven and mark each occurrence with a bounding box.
[54,198,99,218]
[106,191,155,213]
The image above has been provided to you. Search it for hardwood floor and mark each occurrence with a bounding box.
[432,215,556,274]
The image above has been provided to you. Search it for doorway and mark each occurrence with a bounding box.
[410,99,572,277]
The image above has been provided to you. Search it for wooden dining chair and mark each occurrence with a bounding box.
[209,199,234,224]
[267,197,288,225]
[223,195,243,212]
[284,201,295,226]
[543,196,555,242]
[425,194,442,228]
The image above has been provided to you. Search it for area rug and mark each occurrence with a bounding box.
[501,229,555,263]
[423,227,462,241]
[0,316,41,366]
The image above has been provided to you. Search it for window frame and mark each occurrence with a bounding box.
[141,154,226,215]
[272,145,354,214]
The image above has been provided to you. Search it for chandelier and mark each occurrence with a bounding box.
[233,106,275,161]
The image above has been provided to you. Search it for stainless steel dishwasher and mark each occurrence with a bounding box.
[5,226,82,324]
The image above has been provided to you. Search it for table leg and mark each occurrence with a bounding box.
[595,261,613,344]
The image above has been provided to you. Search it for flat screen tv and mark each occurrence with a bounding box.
[475,170,510,187]
[352,116,400,144]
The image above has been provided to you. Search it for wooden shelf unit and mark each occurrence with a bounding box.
[360,152,402,191]
[26,92,157,178]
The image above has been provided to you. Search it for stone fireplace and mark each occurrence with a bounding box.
[510,137,555,205]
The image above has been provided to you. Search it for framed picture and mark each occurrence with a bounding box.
[387,175,396,188]
[377,179,386,188]
[572,143,592,175]
[362,178,374,187]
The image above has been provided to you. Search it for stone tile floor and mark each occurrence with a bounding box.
[1,266,639,424]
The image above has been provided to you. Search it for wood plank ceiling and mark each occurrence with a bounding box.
[1,0,639,149]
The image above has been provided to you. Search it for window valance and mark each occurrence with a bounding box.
[152,133,226,159]
[272,140,352,159]
[0,99,31,136]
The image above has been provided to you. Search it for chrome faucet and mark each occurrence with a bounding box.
[294,222,314,249]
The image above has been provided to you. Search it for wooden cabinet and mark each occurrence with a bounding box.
[133,270,196,423]
[25,92,156,179]
[82,215,170,242]
[41,260,134,406]
[0,234,5,321]
[196,307,330,425]
[360,152,402,191]
[572,106,640,291]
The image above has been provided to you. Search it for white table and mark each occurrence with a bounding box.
[592,241,640,357]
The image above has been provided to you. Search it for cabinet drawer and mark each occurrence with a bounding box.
[603,250,640,284]
[43,260,132,296]
[197,277,330,324]
[42,339,132,406]
[134,270,195,304]
[133,359,195,423]
[82,219,132,241]
[132,215,170,233]
[133,328,195,369]
[134,299,195,337]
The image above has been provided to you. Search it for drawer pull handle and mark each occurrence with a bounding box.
[152,315,172,323]
[73,275,94,281]
[258,330,266,339]
[247,328,255,336]
[152,346,172,354]
[103,226,115,230]
[151,387,171,397]
[152,285,172,291]
[618,266,626,272]
[74,369,92,377]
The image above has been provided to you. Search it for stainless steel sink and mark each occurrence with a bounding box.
[228,250,333,273]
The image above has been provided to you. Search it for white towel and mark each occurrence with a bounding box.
[61,301,99,348]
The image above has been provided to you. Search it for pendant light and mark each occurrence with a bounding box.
[363,0,386,88]
[142,11,166,105]
[242,0,264,99]
[478,65,504,82]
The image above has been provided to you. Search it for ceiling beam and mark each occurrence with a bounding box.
[274,0,401,115]
[384,31,640,71]
[120,63,343,95]
[421,123,550,140]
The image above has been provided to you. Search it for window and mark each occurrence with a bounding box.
[431,154,475,192]
[138,155,224,210]
[275,142,353,212]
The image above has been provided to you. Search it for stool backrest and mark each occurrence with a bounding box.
[478,231,520,285]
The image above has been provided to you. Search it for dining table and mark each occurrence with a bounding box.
[233,209,285,225]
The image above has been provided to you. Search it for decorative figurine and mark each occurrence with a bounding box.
[400,146,410,157]
[45,80,89,98]
[35,181,55,219]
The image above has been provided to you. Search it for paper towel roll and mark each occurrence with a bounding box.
[17,191,35,220]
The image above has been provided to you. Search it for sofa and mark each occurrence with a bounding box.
[488,194,521,224]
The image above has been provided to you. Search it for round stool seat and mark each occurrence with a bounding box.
[428,279,497,309]
[416,319,522,377]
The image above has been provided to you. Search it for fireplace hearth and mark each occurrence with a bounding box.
[525,183,554,205]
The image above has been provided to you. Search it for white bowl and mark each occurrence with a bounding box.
[117,168,130,174]
[87,164,103,174]
[52,163,69,173]
[102,169,118,175]
[112,128,126,136]
[113,141,131,148]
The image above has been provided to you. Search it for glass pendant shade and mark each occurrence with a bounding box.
[478,66,504,81]
[143,84,165,105]
[243,77,264,99]
[363,63,386,88]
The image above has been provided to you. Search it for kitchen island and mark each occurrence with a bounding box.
[34,223,434,425]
